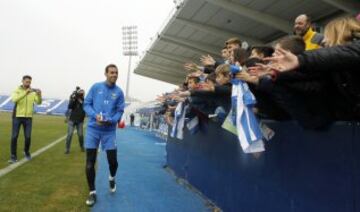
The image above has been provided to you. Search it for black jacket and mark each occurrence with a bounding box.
[275,71,325,94]
[297,40,360,73]
[68,97,86,123]
[190,83,232,112]
[297,40,360,119]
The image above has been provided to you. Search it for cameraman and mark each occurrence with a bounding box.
[65,87,86,154]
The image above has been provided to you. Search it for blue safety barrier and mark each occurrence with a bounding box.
[166,120,360,212]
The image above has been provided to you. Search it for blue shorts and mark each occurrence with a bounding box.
[85,128,117,150]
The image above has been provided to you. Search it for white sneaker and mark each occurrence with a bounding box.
[109,179,116,193]
[85,192,96,207]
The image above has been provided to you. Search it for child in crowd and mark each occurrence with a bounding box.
[186,76,200,91]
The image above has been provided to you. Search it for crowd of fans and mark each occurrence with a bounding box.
[155,14,360,131]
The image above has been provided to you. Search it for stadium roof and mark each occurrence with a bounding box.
[134,0,360,85]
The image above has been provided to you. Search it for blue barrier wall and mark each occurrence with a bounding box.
[166,121,360,212]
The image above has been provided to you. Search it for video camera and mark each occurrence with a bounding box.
[70,86,84,99]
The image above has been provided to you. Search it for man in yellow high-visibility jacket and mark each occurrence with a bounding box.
[9,75,42,163]
[294,14,324,51]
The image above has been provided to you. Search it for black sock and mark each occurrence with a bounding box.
[86,149,97,191]
[106,149,118,178]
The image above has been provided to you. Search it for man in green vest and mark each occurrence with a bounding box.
[9,75,42,163]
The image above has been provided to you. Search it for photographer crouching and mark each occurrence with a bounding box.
[65,87,86,154]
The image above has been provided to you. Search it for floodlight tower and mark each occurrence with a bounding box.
[122,25,138,100]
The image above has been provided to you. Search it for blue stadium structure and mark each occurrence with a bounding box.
[0,95,130,116]
[0,95,69,115]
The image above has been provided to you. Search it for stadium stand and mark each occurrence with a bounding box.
[0,95,69,116]
[0,95,131,116]
[35,99,63,114]
[50,100,70,115]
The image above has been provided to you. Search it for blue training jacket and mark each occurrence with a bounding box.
[84,81,125,131]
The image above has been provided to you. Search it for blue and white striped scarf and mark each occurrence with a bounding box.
[170,102,188,140]
[230,67,265,153]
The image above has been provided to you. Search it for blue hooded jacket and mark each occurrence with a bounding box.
[84,81,125,131]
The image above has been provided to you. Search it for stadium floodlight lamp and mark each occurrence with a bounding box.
[122,25,138,100]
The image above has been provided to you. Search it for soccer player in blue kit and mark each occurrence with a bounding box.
[83,64,125,206]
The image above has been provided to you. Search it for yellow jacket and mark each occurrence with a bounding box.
[303,28,324,51]
[11,86,42,118]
